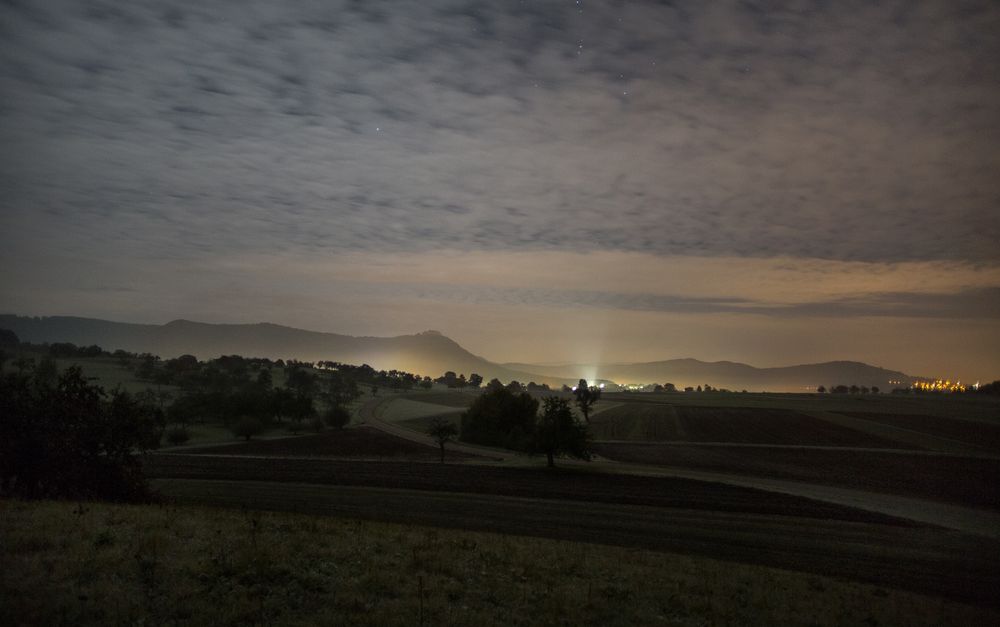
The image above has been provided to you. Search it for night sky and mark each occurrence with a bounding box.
[1,1,998,380]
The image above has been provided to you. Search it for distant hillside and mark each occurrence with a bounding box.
[0,315,545,383]
[502,358,918,392]
[2,314,918,391]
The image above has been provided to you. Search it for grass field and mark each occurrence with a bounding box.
[5,500,996,626]
[380,398,465,423]
[400,391,480,407]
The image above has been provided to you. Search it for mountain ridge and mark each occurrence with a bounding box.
[1,314,919,390]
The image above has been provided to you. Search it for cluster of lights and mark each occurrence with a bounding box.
[913,379,967,392]
[570,383,606,392]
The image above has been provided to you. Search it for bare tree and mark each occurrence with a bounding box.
[427,416,458,463]
[573,379,601,424]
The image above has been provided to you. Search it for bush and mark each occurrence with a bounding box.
[165,426,191,446]
[324,405,351,429]
[460,388,538,450]
[308,416,325,433]
[0,366,164,501]
[232,417,263,441]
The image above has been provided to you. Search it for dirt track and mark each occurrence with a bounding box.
[152,478,1000,608]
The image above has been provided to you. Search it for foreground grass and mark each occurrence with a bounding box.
[2,501,996,626]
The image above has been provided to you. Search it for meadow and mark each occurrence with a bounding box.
[4,499,998,627]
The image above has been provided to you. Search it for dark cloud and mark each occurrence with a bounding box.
[1,0,998,265]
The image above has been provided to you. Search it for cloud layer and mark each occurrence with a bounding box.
[2,0,998,263]
[2,1,998,378]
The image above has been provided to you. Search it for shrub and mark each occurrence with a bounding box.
[460,388,538,450]
[0,366,164,501]
[324,405,351,429]
[232,417,263,441]
[165,426,191,446]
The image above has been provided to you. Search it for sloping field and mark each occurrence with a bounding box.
[143,454,907,524]
[602,392,1000,422]
[401,391,480,407]
[590,402,909,447]
[592,443,1000,510]
[7,500,998,626]
[675,406,911,447]
[147,479,1000,609]
[180,426,484,461]
[839,411,1000,451]
[381,398,465,422]
[588,402,682,440]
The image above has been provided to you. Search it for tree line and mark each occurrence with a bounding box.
[449,378,598,467]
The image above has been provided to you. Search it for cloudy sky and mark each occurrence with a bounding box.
[1,0,998,380]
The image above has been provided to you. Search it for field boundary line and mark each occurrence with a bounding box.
[806,411,989,455]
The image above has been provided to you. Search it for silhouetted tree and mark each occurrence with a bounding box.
[460,388,538,450]
[166,426,191,446]
[468,373,483,388]
[817,385,826,393]
[535,397,591,468]
[255,368,273,390]
[286,366,318,400]
[324,371,361,407]
[324,405,351,429]
[485,378,504,392]
[573,379,601,424]
[0,366,164,501]
[427,416,458,463]
[0,328,20,348]
[973,380,1000,395]
[436,371,463,388]
[34,357,59,389]
[232,416,263,441]
[871,386,880,394]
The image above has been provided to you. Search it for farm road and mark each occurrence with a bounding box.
[152,478,1000,608]
[358,397,1000,539]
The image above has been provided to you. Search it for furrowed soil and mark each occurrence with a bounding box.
[839,411,1000,451]
[592,442,1000,510]
[601,392,1000,422]
[182,426,484,461]
[143,454,903,524]
[590,403,912,447]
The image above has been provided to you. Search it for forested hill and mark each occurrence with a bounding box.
[0,315,543,383]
